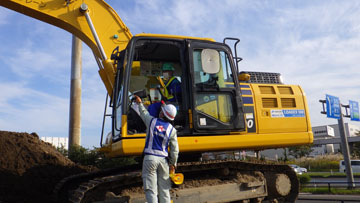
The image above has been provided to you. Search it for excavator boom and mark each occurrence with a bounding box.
[0,0,132,96]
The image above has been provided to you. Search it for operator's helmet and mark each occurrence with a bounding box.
[161,103,177,121]
[162,63,175,71]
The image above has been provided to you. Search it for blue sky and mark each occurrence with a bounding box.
[1,0,360,148]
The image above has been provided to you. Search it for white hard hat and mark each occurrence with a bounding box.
[161,104,177,121]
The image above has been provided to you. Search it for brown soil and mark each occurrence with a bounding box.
[113,171,265,201]
[0,131,91,203]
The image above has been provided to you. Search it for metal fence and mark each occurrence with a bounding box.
[302,181,360,192]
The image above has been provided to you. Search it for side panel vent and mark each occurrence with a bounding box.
[281,98,296,108]
[259,86,276,94]
[262,98,278,108]
[278,86,294,95]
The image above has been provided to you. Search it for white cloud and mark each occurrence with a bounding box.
[240,1,360,127]
[0,79,106,147]
[0,82,68,133]
[2,0,360,148]
[0,7,12,25]
[113,0,255,39]
[0,8,105,147]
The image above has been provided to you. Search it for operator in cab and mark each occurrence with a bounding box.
[148,63,181,118]
[157,63,181,103]
[134,95,179,203]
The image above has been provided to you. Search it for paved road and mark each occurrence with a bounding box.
[296,176,360,202]
[297,194,360,203]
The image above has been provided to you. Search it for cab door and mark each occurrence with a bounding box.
[188,41,246,132]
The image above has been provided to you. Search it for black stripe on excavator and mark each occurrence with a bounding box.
[242,97,253,104]
[226,84,252,90]
[241,89,252,95]
[244,106,256,133]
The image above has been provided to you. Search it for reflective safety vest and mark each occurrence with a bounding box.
[157,76,177,101]
[144,118,174,157]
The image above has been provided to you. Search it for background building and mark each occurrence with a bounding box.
[257,123,360,159]
[311,125,335,156]
[323,123,360,153]
[41,137,68,150]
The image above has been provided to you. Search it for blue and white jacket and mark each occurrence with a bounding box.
[138,103,179,166]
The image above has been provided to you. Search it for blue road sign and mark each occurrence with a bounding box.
[326,94,341,119]
[349,100,360,121]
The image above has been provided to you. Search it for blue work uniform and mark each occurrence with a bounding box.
[159,76,181,102]
[148,102,162,118]
[148,77,181,118]
[165,77,181,102]
[138,103,179,203]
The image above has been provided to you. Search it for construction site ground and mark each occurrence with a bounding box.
[0,131,92,202]
[0,130,300,203]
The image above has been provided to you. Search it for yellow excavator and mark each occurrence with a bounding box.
[0,0,313,202]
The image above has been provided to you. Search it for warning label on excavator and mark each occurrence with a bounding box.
[271,109,305,118]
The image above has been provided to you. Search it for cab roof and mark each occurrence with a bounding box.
[135,33,215,42]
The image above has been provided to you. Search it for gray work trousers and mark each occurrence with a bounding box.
[142,155,171,203]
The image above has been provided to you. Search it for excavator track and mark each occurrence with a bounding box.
[54,160,299,203]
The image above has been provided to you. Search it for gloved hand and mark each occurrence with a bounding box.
[169,165,175,174]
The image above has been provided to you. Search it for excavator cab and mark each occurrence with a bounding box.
[107,35,246,156]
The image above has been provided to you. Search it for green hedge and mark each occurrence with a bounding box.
[298,173,311,185]
[57,145,137,169]
[288,156,341,172]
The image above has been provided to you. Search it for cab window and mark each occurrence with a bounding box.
[193,49,235,124]
[126,40,184,134]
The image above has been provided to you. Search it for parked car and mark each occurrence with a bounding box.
[339,160,360,173]
[289,164,307,174]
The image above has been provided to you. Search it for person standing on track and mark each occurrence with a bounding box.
[134,95,179,203]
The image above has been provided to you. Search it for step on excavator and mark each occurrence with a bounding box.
[0,1,313,202]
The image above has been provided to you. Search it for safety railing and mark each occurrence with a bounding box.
[302,181,360,192]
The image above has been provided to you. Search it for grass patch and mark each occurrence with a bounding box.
[287,154,343,172]
[301,187,360,195]
[306,172,360,178]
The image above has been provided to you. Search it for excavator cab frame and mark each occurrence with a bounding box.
[107,35,247,155]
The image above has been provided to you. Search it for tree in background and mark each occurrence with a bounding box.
[288,144,314,159]
[282,148,288,162]
[57,145,137,169]
[352,130,360,157]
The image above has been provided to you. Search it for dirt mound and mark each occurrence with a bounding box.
[0,131,91,203]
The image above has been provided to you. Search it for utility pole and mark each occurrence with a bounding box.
[320,95,355,189]
[68,35,82,148]
[338,104,355,189]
